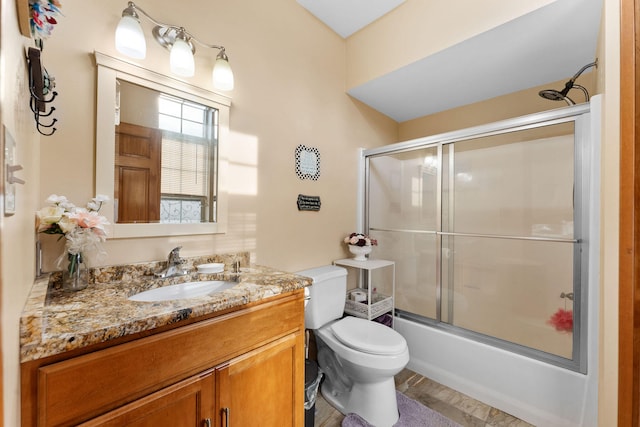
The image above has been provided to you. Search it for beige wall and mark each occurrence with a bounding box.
[1,0,398,425]
[346,0,556,89]
[1,0,42,424]
[398,73,596,140]
[36,0,398,274]
[597,0,620,425]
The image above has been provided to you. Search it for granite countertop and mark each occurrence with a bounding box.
[20,253,312,363]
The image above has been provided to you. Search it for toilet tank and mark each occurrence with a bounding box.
[297,265,347,329]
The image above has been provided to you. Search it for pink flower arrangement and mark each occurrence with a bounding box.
[344,232,378,247]
[547,308,573,333]
[37,194,109,256]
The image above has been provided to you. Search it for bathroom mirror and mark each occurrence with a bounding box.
[95,52,231,238]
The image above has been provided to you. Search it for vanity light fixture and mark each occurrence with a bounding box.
[115,1,234,90]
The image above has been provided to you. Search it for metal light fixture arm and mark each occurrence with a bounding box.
[123,1,227,55]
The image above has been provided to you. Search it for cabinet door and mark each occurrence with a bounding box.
[216,333,304,427]
[80,370,215,427]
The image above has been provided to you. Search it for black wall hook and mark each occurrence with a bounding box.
[27,47,57,136]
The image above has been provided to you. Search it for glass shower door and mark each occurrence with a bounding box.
[365,118,584,366]
[367,147,439,320]
[441,124,576,358]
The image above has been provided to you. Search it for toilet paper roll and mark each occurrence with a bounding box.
[350,291,367,303]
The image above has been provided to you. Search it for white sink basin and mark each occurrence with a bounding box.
[129,280,237,302]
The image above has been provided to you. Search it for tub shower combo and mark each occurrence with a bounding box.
[360,96,600,426]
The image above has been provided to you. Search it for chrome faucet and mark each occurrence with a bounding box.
[154,246,189,278]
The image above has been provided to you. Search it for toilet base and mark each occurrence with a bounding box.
[320,377,400,427]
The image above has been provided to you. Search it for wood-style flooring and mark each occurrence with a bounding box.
[313,368,535,427]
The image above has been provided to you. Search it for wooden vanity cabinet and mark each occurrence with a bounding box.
[21,291,305,427]
[79,370,216,427]
[216,333,300,426]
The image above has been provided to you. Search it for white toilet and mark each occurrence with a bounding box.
[298,265,409,427]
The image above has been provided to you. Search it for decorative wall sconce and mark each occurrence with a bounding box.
[27,47,57,136]
[115,1,234,91]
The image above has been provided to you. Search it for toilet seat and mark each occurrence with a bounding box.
[330,316,407,355]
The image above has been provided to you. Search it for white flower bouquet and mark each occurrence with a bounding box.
[37,194,110,253]
[37,194,110,290]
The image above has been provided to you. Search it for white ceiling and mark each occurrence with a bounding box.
[297,0,602,122]
[296,0,406,38]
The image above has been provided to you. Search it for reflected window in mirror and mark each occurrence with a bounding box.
[115,80,218,224]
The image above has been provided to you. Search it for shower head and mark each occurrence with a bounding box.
[538,60,597,105]
[539,88,575,106]
[539,89,574,103]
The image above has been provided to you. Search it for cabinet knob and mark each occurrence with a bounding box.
[203,419,211,427]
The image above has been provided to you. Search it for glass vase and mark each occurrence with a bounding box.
[62,252,88,292]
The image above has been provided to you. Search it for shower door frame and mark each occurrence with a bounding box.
[362,103,593,373]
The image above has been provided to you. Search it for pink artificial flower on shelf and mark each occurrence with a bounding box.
[548,308,573,333]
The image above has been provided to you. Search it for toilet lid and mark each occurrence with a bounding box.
[330,316,407,355]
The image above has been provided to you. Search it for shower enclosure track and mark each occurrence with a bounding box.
[369,227,578,244]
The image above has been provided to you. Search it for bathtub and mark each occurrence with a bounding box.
[395,317,598,426]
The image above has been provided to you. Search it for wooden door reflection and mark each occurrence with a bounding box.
[115,122,161,223]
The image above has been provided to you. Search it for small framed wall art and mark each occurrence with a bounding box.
[295,145,320,180]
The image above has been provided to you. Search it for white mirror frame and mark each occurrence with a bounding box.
[94,52,231,238]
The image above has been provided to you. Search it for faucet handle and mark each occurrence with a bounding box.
[168,246,183,264]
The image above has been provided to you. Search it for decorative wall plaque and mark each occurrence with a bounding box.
[297,194,321,211]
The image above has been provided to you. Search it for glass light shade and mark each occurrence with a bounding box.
[212,57,234,91]
[170,38,195,77]
[115,15,146,59]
